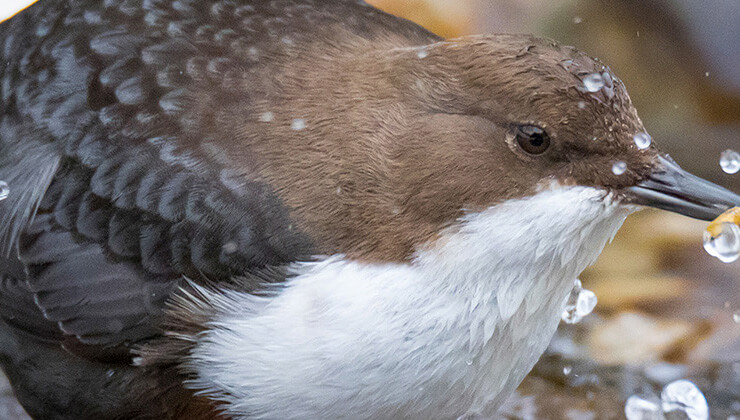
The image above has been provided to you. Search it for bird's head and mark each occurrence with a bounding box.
[241,34,739,262]
[379,34,739,218]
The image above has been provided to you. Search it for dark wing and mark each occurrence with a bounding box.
[0,0,438,360]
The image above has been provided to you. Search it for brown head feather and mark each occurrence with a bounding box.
[214,33,655,262]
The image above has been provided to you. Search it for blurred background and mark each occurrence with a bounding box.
[366,0,740,418]
[1,0,738,419]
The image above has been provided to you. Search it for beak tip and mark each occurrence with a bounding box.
[626,156,740,221]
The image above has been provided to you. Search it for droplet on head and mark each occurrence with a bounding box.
[572,16,583,24]
[416,48,428,59]
[563,366,572,375]
[577,101,586,109]
[612,161,627,175]
[291,118,306,131]
[719,149,740,174]
[660,380,708,420]
[259,111,274,122]
[582,73,605,92]
[560,59,577,70]
[0,180,8,201]
[633,132,652,150]
[703,222,740,263]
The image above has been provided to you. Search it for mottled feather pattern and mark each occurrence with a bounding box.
[0,0,664,418]
[0,0,382,370]
[1,0,320,272]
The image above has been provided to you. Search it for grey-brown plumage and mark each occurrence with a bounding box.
[1,0,739,419]
[0,0,433,417]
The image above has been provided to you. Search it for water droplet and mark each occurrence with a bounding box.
[259,111,274,122]
[106,369,115,378]
[633,132,652,149]
[0,181,8,201]
[612,161,627,175]
[733,311,740,323]
[572,16,583,24]
[561,279,596,324]
[636,31,640,38]
[563,366,572,375]
[291,118,306,130]
[583,73,605,92]
[465,358,473,366]
[575,289,597,317]
[416,48,428,59]
[577,101,586,109]
[592,136,598,141]
[661,380,708,420]
[703,223,740,263]
[719,149,740,174]
[624,395,662,420]
[222,241,238,254]
[336,187,342,194]
[704,72,709,77]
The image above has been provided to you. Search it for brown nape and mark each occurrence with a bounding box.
[217,33,660,263]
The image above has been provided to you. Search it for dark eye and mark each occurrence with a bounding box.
[515,125,551,155]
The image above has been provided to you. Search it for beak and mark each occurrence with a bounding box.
[626,155,740,221]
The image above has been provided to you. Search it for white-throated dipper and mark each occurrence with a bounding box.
[0,1,738,419]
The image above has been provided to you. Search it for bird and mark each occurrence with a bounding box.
[0,0,738,419]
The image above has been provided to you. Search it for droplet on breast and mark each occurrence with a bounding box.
[561,279,597,324]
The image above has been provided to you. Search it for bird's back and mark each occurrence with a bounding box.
[0,0,437,417]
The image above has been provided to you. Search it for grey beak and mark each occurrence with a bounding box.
[626,155,740,221]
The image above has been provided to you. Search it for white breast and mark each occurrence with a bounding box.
[185,186,632,419]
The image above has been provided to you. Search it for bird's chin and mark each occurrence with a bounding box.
[623,155,740,221]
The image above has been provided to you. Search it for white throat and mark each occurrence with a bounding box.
[185,186,632,420]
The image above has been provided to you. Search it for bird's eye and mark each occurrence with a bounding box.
[515,125,551,155]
